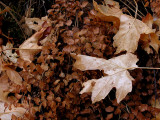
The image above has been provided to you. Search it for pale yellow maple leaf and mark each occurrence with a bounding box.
[113,14,153,53]
[71,53,138,103]
[0,102,27,120]
[94,0,155,54]
[19,27,46,62]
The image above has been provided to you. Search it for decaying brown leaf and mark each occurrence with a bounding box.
[140,33,160,53]
[5,67,22,85]
[140,13,160,53]
[71,53,138,103]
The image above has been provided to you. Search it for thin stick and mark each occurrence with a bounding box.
[119,0,142,18]
[133,0,138,19]
[126,67,160,70]
[141,0,148,13]
[0,48,42,53]
[126,0,145,17]
[0,1,26,40]
[137,67,160,70]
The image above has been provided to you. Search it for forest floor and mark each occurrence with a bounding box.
[0,0,160,120]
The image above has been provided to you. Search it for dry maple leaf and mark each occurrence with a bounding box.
[94,0,155,54]
[71,53,138,103]
[0,102,26,120]
[19,28,46,62]
[113,14,153,53]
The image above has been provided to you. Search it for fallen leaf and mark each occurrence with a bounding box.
[140,14,160,53]
[5,67,22,85]
[19,28,46,62]
[140,33,160,53]
[93,0,122,19]
[94,0,155,53]
[142,13,153,29]
[0,102,26,120]
[71,53,138,103]
[113,14,153,53]
[93,0,122,28]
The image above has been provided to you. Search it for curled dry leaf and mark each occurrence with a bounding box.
[5,67,22,85]
[140,13,160,53]
[93,0,122,28]
[140,33,160,53]
[0,102,27,120]
[142,13,153,29]
[71,53,138,103]
[94,0,155,54]
[19,28,46,62]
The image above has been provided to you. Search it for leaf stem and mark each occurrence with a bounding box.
[128,67,160,70]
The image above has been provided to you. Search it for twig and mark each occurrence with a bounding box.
[126,0,145,17]
[133,0,138,19]
[0,48,42,53]
[141,0,148,13]
[119,0,142,18]
[0,1,26,40]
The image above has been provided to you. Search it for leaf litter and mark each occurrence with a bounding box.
[0,0,160,119]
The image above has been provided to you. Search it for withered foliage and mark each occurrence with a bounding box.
[0,0,160,120]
